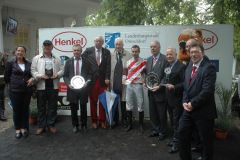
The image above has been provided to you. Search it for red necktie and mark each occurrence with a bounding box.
[76,59,80,75]
[191,66,197,78]
[189,65,197,84]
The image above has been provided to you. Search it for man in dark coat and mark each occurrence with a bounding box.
[82,36,111,129]
[63,44,92,133]
[145,40,168,140]
[162,47,185,153]
[178,43,217,160]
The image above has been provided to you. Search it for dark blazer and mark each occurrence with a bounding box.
[145,53,167,102]
[182,56,217,120]
[63,56,92,104]
[4,58,33,93]
[82,46,111,87]
[163,60,186,107]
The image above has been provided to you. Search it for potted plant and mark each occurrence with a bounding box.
[29,98,38,125]
[214,83,236,140]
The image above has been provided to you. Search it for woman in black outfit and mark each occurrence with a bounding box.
[4,46,34,139]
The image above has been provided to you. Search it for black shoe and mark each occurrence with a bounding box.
[149,132,159,137]
[158,133,166,141]
[22,131,29,138]
[81,125,88,132]
[192,156,202,160]
[72,126,79,133]
[167,141,174,147]
[168,145,179,154]
[191,147,202,153]
[15,132,22,139]
[125,125,132,132]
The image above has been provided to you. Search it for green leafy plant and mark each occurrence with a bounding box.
[215,83,236,131]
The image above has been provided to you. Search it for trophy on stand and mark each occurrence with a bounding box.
[45,60,53,78]
[164,67,171,84]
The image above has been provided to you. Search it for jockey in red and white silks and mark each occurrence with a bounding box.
[125,57,146,112]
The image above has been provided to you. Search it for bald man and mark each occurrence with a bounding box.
[145,40,168,139]
[83,36,111,129]
[163,47,185,153]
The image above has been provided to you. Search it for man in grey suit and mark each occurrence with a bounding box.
[63,44,92,133]
[145,40,168,140]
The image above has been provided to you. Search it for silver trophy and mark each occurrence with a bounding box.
[145,72,160,90]
[70,76,86,89]
[164,67,172,83]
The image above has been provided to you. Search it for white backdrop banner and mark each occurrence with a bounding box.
[39,25,233,116]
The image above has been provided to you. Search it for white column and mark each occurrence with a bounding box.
[0,4,4,52]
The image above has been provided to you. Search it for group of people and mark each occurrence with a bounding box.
[0,35,217,160]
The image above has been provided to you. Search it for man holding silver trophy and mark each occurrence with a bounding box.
[63,44,92,133]
[31,40,63,135]
[145,40,168,140]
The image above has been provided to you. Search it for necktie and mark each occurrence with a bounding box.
[76,58,80,75]
[96,49,101,65]
[153,57,157,66]
[191,65,197,78]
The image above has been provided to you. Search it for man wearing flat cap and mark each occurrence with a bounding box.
[31,40,63,135]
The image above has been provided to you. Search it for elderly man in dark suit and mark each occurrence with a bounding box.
[178,43,217,160]
[145,40,168,140]
[83,36,111,129]
[63,44,92,133]
[163,47,185,153]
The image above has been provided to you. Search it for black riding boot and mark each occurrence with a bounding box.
[121,101,127,128]
[126,111,132,132]
[139,111,144,133]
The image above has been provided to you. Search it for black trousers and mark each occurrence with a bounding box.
[149,95,167,134]
[167,103,183,140]
[37,89,58,128]
[178,112,214,160]
[70,103,87,127]
[113,89,127,125]
[0,88,4,113]
[10,91,31,130]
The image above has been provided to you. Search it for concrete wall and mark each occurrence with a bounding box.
[1,6,85,60]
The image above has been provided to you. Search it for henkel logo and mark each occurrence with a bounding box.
[201,29,218,50]
[52,31,87,52]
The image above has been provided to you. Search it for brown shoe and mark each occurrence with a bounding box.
[36,128,45,135]
[100,122,107,129]
[92,123,97,129]
[49,127,57,134]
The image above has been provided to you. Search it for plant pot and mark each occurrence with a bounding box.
[29,115,38,125]
[215,128,228,140]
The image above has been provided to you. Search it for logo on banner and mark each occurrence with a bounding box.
[105,32,121,48]
[52,31,87,52]
[201,29,218,50]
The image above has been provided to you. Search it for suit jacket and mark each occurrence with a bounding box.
[110,49,131,101]
[163,60,185,107]
[182,56,217,120]
[63,56,92,104]
[82,46,111,87]
[4,58,33,93]
[145,53,167,102]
